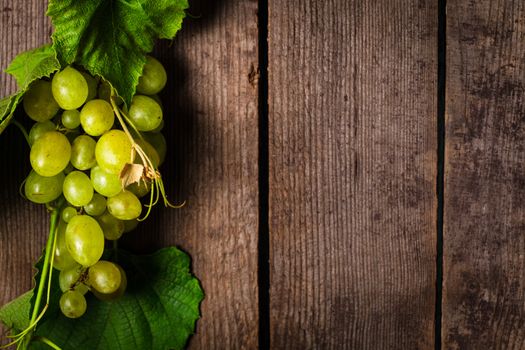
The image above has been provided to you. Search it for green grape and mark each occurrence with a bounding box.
[61,206,78,223]
[98,80,123,105]
[135,139,160,168]
[59,290,87,318]
[88,260,121,294]
[63,171,94,207]
[80,99,115,136]
[28,120,55,146]
[123,219,139,233]
[93,265,127,301]
[80,71,99,102]
[143,132,167,166]
[53,220,78,271]
[96,210,124,240]
[136,55,167,95]
[52,66,89,110]
[30,131,71,177]
[95,130,132,174]
[126,180,151,198]
[62,110,81,129]
[59,265,89,295]
[128,95,163,131]
[23,80,60,122]
[65,215,104,267]
[84,193,107,216]
[107,191,142,220]
[90,165,122,197]
[24,170,64,204]
[70,135,97,170]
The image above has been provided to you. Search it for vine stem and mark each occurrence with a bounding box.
[11,119,30,146]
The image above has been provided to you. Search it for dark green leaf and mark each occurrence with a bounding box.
[29,247,203,350]
[0,290,33,332]
[47,0,189,105]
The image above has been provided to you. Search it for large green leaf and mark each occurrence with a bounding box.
[0,291,32,332]
[47,0,189,106]
[27,247,203,350]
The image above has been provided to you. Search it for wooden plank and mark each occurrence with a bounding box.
[0,0,260,348]
[443,1,525,348]
[268,1,438,348]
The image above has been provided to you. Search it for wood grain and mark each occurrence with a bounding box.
[268,1,438,348]
[0,1,260,349]
[443,0,525,348]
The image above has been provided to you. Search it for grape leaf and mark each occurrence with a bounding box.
[0,291,32,332]
[27,247,203,350]
[0,44,60,135]
[47,0,189,106]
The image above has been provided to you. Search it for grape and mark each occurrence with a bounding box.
[135,139,160,168]
[61,206,78,223]
[80,71,99,102]
[126,180,151,198]
[62,110,81,129]
[59,290,87,318]
[136,55,167,95]
[52,66,89,110]
[84,193,107,216]
[96,210,124,240]
[107,191,142,220]
[53,220,78,271]
[123,219,139,233]
[65,215,104,267]
[95,130,132,174]
[144,132,167,166]
[24,170,64,204]
[28,121,55,146]
[98,80,123,105]
[80,99,115,136]
[63,171,94,207]
[59,266,89,295]
[30,131,71,177]
[23,80,60,122]
[128,95,163,131]
[93,265,127,301]
[88,260,121,294]
[70,135,97,170]
[90,165,122,197]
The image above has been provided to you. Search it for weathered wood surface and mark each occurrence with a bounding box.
[443,0,525,349]
[0,0,260,349]
[267,1,438,348]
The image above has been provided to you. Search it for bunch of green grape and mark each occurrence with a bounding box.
[22,56,168,319]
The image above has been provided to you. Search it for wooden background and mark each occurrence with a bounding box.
[0,0,524,349]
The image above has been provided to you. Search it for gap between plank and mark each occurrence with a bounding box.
[257,0,270,348]
[436,0,446,349]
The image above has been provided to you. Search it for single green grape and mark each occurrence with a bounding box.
[123,219,139,233]
[128,95,163,131]
[59,265,89,295]
[59,290,87,318]
[95,130,132,174]
[93,265,127,301]
[53,220,78,271]
[30,131,71,177]
[136,55,167,95]
[61,206,78,223]
[88,260,122,294]
[143,132,167,166]
[62,110,81,129]
[80,99,115,136]
[52,66,89,110]
[135,139,160,168]
[24,170,64,204]
[23,80,60,122]
[90,165,122,197]
[126,180,151,198]
[28,121,56,146]
[63,171,94,207]
[84,193,107,216]
[96,210,124,240]
[98,80,123,105]
[65,215,104,267]
[80,71,99,102]
[70,135,97,170]
[107,191,142,220]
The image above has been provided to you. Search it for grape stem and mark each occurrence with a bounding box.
[11,119,30,146]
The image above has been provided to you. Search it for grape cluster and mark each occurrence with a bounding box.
[22,56,168,319]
